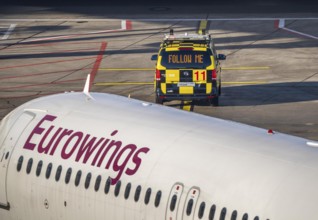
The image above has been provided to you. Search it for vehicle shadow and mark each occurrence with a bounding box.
[165,81,318,108]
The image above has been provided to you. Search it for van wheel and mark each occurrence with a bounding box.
[211,96,219,106]
[155,96,163,104]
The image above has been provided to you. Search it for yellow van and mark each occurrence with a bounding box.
[151,30,226,106]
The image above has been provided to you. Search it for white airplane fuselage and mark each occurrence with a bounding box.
[0,92,318,220]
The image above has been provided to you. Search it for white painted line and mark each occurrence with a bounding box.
[21,28,124,43]
[21,20,132,43]
[0,18,318,22]
[278,19,285,28]
[283,27,318,40]
[121,20,127,30]
[278,19,318,40]
[2,24,17,40]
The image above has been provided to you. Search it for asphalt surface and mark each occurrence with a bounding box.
[0,4,317,141]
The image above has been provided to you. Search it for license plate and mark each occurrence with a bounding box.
[177,82,195,87]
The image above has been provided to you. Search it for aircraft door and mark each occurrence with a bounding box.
[165,183,184,220]
[182,187,200,220]
[0,112,34,209]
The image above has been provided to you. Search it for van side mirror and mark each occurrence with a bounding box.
[217,54,226,60]
[151,54,158,61]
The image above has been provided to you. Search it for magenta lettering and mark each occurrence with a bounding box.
[49,129,73,155]
[23,114,57,150]
[125,147,150,175]
[22,114,150,185]
[61,132,83,159]
[91,138,110,166]
[75,135,104,163]
[111,144,137,184]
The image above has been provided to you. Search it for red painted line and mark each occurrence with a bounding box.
[126,20,132,30]
[12,41,100,49]
[274,20,279,29]
[8,41,102,49]
[0,78,86,90]
[89,42,107,90]
[58,78,86,83]
[0,56,95,70]
[2,47,98,58]
[0,68,90,80]
[0,90,82,99]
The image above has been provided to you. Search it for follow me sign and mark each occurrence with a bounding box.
[168,54,204,64]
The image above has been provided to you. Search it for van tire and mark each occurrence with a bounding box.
[211,96,219,106]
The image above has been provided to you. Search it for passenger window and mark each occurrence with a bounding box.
[114,180,121,197]
[209,205,216,220]
[220,207,227,220]
[144,188,152,205]
[46,163,53,179]
[186,199,194,216]
[85,172,92,189]
[170,195,177,211]
[95,175,102,192]
[65,168,72,184]
[75,170,82,187]
[134,185,142,202]
[17,156,23,172]
[26,158,33,174]
[104,177,111,194]
[154,190,162,207]
[242,213,248,220]
[231,210,237,220]
[124,183,131,200]
[36,160,43,177]
[198,202,205,219]
[55,165,62,182]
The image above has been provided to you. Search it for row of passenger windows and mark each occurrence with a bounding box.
[17,156,162,207]
[180,199,260,220]
[17,156,264,220]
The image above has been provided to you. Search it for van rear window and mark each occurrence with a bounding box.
[160,50,212,69]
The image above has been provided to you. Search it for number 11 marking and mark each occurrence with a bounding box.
[194,71,206,81]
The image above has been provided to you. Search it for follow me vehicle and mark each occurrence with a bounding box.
[151,30,226,106]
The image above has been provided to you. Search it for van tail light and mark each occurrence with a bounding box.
[156,69,161,81]
[212,69,217,80]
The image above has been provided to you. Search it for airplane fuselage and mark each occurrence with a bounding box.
[1,92,318,220]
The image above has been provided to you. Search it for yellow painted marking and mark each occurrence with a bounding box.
[198,20,208,35]
[99,68,154,71]
[223,66,270,70]
[222,81,267,85]
[95,82,153,86]
[182,101,192,111]
[99,66,270,71]
[95,81,267,86]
